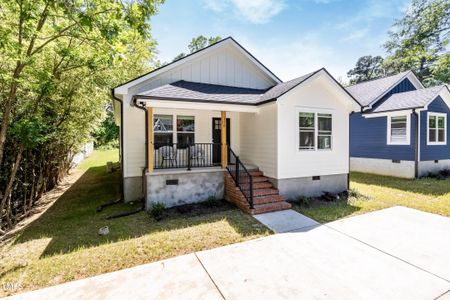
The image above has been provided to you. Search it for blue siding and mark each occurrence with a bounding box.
[420,96,450,161]
[350,112,416,161]
[371,78,417,110]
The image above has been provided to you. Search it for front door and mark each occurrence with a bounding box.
[212,118,230,164]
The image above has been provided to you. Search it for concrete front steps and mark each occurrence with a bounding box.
[224,170,291,215]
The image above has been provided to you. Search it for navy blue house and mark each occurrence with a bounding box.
[347,71,450,178]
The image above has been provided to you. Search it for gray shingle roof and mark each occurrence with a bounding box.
[137,69,322,105]
[370,85,446,113]
[346,71,411,107]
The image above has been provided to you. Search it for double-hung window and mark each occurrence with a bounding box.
[177,116,195,148]
[428,113,447,145]
[154,115,173,148]
[299,112,332,150]
[387,114,410,145]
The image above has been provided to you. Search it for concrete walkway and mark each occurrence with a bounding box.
[253,209,319,233]
[8,206,450,300]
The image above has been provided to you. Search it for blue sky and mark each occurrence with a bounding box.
[151,0,411,82]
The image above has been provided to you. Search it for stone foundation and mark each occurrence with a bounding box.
[146,168,225,209]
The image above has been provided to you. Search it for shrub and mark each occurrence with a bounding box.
[150,202,166,221]
[205,194,220,207]
[296,196,312,207]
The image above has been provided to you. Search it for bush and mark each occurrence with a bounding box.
[205,194,220,207]
[296,196,312,207]
[150,202,166,221]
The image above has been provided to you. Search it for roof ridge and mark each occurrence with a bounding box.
[347,70,411,88]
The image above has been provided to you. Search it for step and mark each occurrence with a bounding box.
[250,171,264,177]
[252,188,279,197]
[239,176,269,183]
[251,201,292,215]
[252,195,286,205]
[241,182,274,190]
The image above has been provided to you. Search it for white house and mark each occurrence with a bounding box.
[112,37,361,214]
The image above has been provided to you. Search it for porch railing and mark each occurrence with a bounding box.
[226,147,254,209]
[153,142,221,170]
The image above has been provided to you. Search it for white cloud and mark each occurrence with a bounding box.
[203,0,285,24]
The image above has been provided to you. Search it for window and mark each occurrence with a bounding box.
[299,113,315,150]
[299,112,333,150]
[428,113,447,145]
[387,115,410,145]
[318,113,332,150]
[154,115,173,148]
[176,116,195,148]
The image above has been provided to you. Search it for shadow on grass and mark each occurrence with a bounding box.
[13,164,266,258]
[350,172,450,196]
[291,198,362,224]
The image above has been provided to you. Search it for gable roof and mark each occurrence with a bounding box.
[114,37,282,94]
[370,85,450,113]
[346,71,424,108]
[135,68,361,107]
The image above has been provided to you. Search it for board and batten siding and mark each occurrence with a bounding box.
[129,43,275,95]
[276,75,352,179]
[350,112,416,161]
[239,104,278,178]
[420,96,450,161]
[371,78,417,110]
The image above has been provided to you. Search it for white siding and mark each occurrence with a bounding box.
[239,104,278,178]
[123,106,241,177]
[130,44,274,95]
[277,75,353,179]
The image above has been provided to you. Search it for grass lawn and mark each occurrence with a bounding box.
[0,149,270,297]
[292,172,450,223]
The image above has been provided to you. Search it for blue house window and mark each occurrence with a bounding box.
[387,115,410,145]
[428,113,447,145]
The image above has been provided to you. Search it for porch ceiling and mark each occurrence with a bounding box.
[136,98,260,113]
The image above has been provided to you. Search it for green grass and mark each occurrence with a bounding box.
[292,172,450,223]
[0,149,270,296]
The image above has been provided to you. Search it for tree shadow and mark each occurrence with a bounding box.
[13,164,266,258]
[350,172,450,196]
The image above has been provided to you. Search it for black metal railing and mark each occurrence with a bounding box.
[226,147,254,209]
[153,142,221,170]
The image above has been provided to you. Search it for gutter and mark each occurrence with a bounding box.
[413,109,420,178]
[111,89,125,201]
[133,98,149,211]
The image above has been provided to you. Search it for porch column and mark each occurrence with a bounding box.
[147,107,153,173]
[221,111,228,168]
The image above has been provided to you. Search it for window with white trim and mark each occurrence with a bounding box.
[176,115,195,148]
[154,115,173,148]
[428,113,447,145]
[386,114,410,145]
[299,112,332,150]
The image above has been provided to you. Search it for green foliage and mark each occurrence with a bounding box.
[172,35,222,61]
[150,202,166,220]
[348,0,449,86]
[347,55,385,84]
[93,107,119,148]
[205,194,220,207]
[383,0,450,85]
[0,0,164,232]
[296,196,312,207]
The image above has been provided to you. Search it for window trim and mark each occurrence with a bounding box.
[297,108,333,152]
[153,114,196,147]
[427,112,447,146]
[386,113,410,145]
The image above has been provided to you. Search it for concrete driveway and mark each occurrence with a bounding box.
[8,206,450,300]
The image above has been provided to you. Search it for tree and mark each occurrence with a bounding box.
[384,0,450,85]
[347,55,386,84]
[0,0,163,233]
[173,35,222,61]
